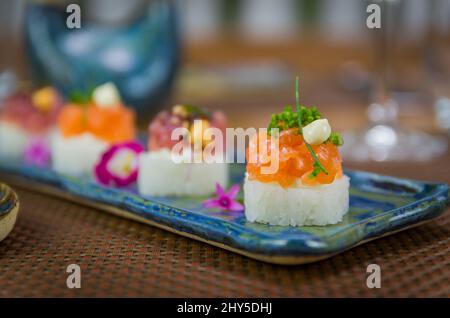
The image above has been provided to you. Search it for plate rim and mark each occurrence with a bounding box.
[1,163,448,264]
[0,173,447,265]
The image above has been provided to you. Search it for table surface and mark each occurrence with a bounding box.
[1,40,449,297]
[1,145,449,297]
[0,181,448,297]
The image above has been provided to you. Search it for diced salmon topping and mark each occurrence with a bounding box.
[57,103,135,142]
[246,128,343,188]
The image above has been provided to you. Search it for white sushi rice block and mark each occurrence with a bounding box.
[138,149,228,197]
[51,131,109,177]
[244,174,350,226]
[0,121,31,161]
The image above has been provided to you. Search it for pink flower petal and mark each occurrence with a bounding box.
[215,182,226,197]
[228,201,245,212]
[23,138,51,167]
[226,184,240,199]
[111,170,139,187]
[202,198,220,209]
[123,142,144,153]
[99,145,118,164]
[95,161,111,186]
[94,141,143,188]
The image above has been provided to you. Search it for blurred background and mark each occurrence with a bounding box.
[0,0,450,177]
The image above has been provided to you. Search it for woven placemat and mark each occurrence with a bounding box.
[0,187,448,297]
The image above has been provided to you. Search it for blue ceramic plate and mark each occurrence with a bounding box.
[0,162,448,264]
[0,182,19,242]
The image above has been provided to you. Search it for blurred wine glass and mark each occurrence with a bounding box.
[427,0,450,135]
[341,0,447,162]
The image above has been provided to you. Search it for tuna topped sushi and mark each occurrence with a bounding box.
[51,82,136,177]
[138,104,228,197]
[0,87,62,161]
[244,78,349,226]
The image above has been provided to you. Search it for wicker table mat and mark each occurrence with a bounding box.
[0,185,448,297]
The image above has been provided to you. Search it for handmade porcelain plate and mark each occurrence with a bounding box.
[0,182,19,242]
[0,162,448,264]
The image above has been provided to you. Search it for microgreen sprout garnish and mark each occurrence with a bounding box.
[184,104,211,119]
[68,84,96,105]
[267,85,344,147]
[268,105,321,132]
[69,90,91,104]
[328,132,344,147]
[294,76,328,176]
[173,104,211,120]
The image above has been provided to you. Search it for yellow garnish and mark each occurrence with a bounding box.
[122,152,134,174]
[32,87,57,113]
[190,119,211,147]
[172,104,189,117]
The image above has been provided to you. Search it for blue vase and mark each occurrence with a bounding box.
[24,0,180,116]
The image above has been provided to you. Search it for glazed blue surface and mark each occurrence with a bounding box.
[0,162,448,257]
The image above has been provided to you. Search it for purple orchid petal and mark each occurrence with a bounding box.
[202,198,220,209]
[217,196,232,209]
[23,138,51,167]
[110,170,139,187]
[99,145,118,163]
[122,141,144,153]
[228,201,245,212]
[226,184,240,199]
[215,182,226,197]
[94,158,112,186]
[203,183,245,213]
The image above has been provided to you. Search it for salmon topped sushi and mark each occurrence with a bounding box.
[51,82,136,177]
[0,87,62,161]
[244,78,349,226]
[138,104,228,197]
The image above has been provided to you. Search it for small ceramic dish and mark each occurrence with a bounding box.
[0,182,19,242]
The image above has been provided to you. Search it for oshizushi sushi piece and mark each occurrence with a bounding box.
[138,104,228,197]
[0,87,62,161]
[244,82,348,226]
[51,82,136,177]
